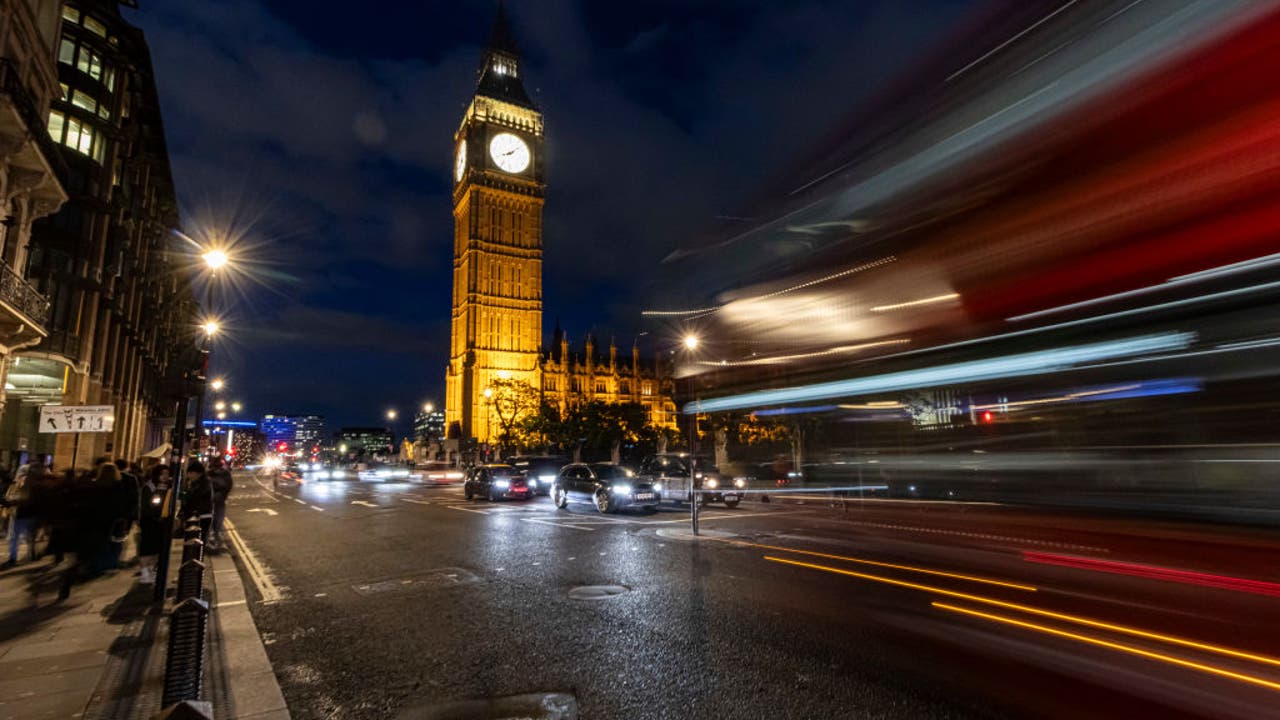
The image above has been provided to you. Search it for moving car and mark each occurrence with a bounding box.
[419,461,465,485]
[553,463,660,514]
[638,453,744,508]
[508,455,568,496]
[463,464,532,501]
[273,463,303,489]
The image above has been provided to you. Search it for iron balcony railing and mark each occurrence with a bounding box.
[37,327,81,359]
[0,259,50,327]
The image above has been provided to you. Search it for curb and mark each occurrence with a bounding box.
[207,552,290,719]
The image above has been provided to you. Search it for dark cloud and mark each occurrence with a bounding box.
[128,0,977,428]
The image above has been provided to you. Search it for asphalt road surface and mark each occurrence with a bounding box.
[221,473,1280,719]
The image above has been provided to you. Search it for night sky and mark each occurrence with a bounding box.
[128,0,979,432]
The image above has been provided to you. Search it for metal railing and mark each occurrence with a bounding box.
[0,259,49,327]
[36,327,81,359]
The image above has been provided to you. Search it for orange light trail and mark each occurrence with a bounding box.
[764,556,1280,670]
[734,542,1036,591]
[933,603,1280,693]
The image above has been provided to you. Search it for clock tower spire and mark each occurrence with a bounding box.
[446,3,546,444]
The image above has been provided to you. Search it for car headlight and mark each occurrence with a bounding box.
[705,478,718,489]
[734,477,746,489]
[653,482,663,492]
[613,483,633,495]
[494,480,510,489]
[540,475,556,484]
[527,478,537,487]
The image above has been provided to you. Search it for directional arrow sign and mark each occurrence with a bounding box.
[39,405,114,434]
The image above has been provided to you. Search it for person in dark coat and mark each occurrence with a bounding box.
[3,462,48,567]
[181,461,214,543]
[207,457,233,550]
[136,465,168,584]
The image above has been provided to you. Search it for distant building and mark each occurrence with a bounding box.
[337,427,394,459]
[261,415,297,451]
[294,415,326,451]
[542,330,677,431]
[414,409,446,442]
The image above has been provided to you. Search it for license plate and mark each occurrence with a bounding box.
[635,493,655,501]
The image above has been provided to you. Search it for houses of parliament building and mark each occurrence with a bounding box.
[444,6,676,443]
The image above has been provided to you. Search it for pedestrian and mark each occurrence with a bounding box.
[181,461,214,545]
[85,462,129,573]
[207,457,233,550]
[136,465,168,584]
[114,458,141,541]
[2,462,47,568]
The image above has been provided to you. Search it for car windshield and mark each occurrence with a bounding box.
[593,465,635,480]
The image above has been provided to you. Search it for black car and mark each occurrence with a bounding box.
[553,463,659,513]
[508,455,568,496]
[463,464,532,501]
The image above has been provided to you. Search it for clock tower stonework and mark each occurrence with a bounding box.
[446,5,545,443]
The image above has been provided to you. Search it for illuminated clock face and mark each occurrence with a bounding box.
[454,140,467,182]
[489,132,531,174]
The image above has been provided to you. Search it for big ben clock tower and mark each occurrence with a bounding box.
[446,3,545,443]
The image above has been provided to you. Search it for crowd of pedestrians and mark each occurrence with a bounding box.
[0,454,234,601]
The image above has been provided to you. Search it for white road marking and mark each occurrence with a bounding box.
[223,519,284,603]
[215,599,248,608]
[399,498,432,505]
[247,508,278,516]
[293,498,306,505]
[351,500,378,508]
[521,518,594,531]
[310,505,325,512]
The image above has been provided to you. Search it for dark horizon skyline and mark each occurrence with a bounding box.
[129,0,981,429]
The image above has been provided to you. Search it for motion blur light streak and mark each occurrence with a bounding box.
[687,332,1193,413]
[1023,552,1280,598]
[731,542,1037,591]
[769,556,1280,671]
[695,339,910,367]
[932,603,1280,693]
[870,293,960,313]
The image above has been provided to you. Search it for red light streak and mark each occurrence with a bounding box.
[1023,551,1280,598]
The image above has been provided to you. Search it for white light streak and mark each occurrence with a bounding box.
[684,332,1193,414]
[696,339,910,368]
[871,292,960,313]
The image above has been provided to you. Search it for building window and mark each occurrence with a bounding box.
[642,381,653,396]
[71,89,96,113]
[58,38,76,65]
[621,382,631,395]
[595,381,606,394]
[84,16,107,38]
[62,5,80,22]
[76,46,103,81]
[47,110,65,142]
[103,67,116,93]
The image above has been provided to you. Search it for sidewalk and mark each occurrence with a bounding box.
[0,540,288,720]
[0,556,154,720]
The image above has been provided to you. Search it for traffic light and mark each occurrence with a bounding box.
[981,411,994,424]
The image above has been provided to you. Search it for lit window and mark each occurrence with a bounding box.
[62,5,80,22]
[47,110,65,142]
[93,138,105,164]
[58,38,75,65]
[59,82,69,100]
[84,16,107,38]
[77,47,102,81]
[642,382,653,396]
[103,67,116,92]
[98,104,110,120]
[71,90,96,113]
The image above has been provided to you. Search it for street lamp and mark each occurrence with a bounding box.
[210,378,225,391]
[231,402,242,413]
[423,402,434,413]
[683,334,700,351]
[214,401,226,411]
[386,409,398,421]
[202,248,229,271]
[216,411,227,420]
[202,320,220,337]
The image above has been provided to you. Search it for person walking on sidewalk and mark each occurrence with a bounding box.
[2,462,48,568]
[207,457,234,551]
[136,465,168,584]
[181,461,214,544]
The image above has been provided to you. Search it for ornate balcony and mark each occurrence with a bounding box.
[0,258,49,329]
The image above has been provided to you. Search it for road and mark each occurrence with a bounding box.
[221,473,1280,719]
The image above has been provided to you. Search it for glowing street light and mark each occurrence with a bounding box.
[202,248,229,271]
[216,411,227,420]
[483,387,493,399]
[683,334,700,351]
[231,402,242,412]
[214,401,226,411]
[386,409,398,421]
[423,402,434,413]
[210,378,225,391]
[202,319,220,337]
